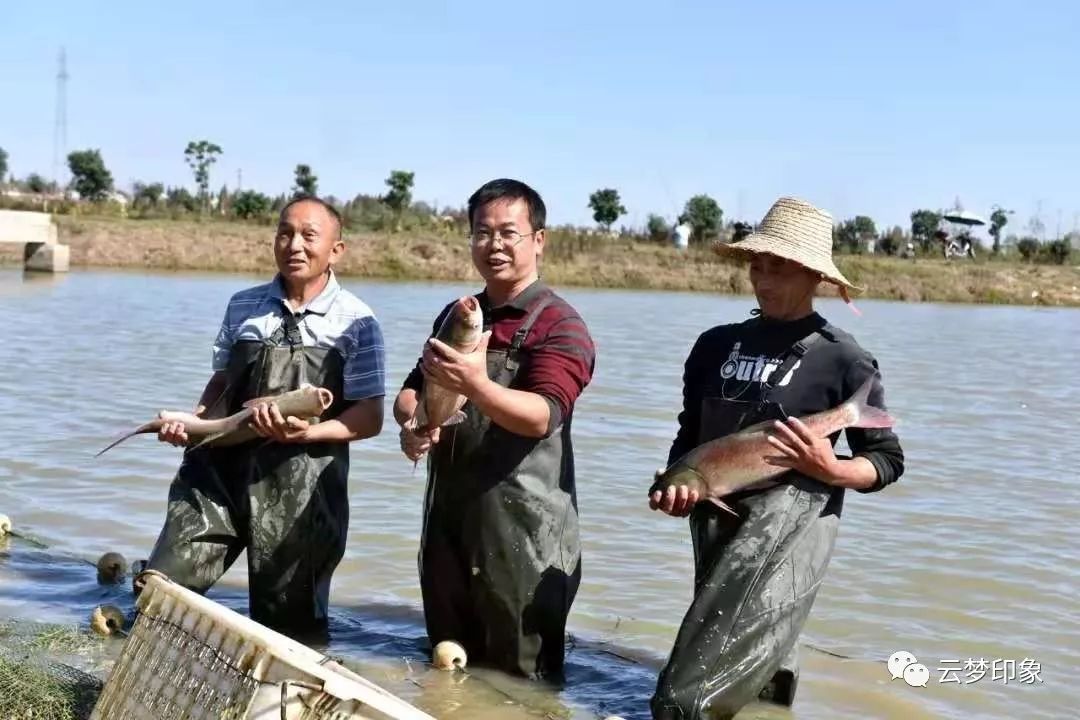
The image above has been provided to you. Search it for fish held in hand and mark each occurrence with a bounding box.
[406,295,484,435]
[95,384,334,457]
[649,376,895,513]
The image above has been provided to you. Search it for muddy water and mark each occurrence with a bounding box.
[0,269,1076,719]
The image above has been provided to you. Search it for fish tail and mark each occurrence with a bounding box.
[848,374,895,429]
[94,423,158,457]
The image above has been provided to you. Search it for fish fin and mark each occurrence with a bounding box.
[442,410,467,427]
[706,497,740,517]
[187,431,228,451]
[411,402,429,433]
[848,374,896,429]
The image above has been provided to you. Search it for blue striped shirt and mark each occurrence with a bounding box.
[211,272,386,401]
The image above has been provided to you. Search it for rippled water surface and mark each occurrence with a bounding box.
[1,269,1076,719]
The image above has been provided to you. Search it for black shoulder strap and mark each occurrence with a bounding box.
[504,295,554,371]
[759,329,824,399]
[269,308,304,347]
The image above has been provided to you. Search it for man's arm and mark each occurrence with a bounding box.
[842,358,904,493]
[158,370,229,446]
[304,397,384,442]
[465,379,552,438]
[252,314,388,444]
[393,387,419,427]
[667,334,706,467]
[650,333,708,516]
[194,371,228,415]
[763,356,904,492]
[422,308,596,440]
[422,332,554,438]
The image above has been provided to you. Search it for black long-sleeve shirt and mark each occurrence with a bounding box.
[668,311,904,493]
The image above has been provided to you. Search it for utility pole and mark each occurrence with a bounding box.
[52,47,69,192]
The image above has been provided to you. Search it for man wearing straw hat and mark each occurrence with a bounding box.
[648,197,905,718]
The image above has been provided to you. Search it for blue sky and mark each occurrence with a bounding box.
[2,0,1078,237]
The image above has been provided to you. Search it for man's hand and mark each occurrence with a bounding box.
[400,424,440,463]
[157,405,205,447]
[157,421,190,447]
[764,416,841,484]
[421,331,491,397]
[648,468,700,517]
[249,402,311,443]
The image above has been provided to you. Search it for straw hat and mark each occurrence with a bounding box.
[715,197,862,295]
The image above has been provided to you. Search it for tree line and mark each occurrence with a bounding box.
[0,142,1072,265]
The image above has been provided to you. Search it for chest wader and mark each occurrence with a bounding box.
[141,311,351,639]
[651,331,845,720]
[418,297,581,680]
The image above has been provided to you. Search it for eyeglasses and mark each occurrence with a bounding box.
[467,229,539,247]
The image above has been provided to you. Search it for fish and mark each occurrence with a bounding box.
[648,375,896,514]
[405,295,485,436]
[95,383,335,457]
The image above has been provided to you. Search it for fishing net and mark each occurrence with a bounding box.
[0,620,107,720]
[89,570,434,720]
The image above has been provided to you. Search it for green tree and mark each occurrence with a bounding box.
[1016,237,1039,261]
[0,147,7,185]
[292,164,318,197]
[989,207,1011,254]
[682,195,723,245]
[878,225,905,256]
[233,190,271,220]
[25,173,50,194]
[67,149,113,201]
[588,188,627,231]
[910,209,942,252]
[383,170,414,230]
[833,216,876,253]
[132,181,165,208]
[166,186,199,213]
[1042,238,1071,265]
[183,140,223,212]
[646,214,669,243]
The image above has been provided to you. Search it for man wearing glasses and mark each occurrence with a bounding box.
[393,178,596,680]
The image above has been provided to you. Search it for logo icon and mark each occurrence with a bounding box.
[888,650,929,687]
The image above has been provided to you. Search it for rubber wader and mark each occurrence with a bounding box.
[141,310,352,640]
[418,297,582,680]
[651,331,844,719]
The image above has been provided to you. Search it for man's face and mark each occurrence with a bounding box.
[469,198,544,288]
[748,253,820,318]
[274,201,344,284]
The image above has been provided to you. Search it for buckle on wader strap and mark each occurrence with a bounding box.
[503,296,554,372]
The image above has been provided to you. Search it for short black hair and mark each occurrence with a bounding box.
[467,178,546,232]
[278,194,344,241]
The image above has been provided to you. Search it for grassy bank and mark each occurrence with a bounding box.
[4,216,1079,307]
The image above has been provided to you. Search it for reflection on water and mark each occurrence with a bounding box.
[1,268,1077,719]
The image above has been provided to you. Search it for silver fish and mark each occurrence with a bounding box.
[649,376,896,513]
[406,295,484,435]
[95,383,334,456]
